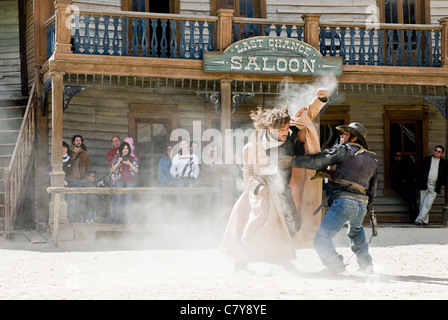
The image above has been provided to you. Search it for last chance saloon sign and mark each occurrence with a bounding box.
[204,36,342,76]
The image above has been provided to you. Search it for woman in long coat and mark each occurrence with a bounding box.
[220,89,328,270]
[220,122,297,268]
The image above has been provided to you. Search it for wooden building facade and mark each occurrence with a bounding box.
[1,0,448,241]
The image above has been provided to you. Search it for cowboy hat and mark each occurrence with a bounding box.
[336,122,368,148]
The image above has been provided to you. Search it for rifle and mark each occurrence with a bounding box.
[368,204,378,237]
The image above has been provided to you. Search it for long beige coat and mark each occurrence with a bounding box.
[290,97,326,247]
[220,128,296,264]
[220,97,326,263]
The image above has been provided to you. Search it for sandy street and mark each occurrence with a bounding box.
[0,225,447,302]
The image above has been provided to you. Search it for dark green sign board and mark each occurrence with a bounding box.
[204,36,342,76]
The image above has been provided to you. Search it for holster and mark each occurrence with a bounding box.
[368,204,378,237]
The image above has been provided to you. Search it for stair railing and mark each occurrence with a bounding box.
[3,81,37,239]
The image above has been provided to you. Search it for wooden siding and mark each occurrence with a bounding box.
[72,0,121,12]
[43,84,446,222]
[266,0,377,23]
[431,0,448,24]
[25,0,35,88]
[64,0,448,24]
[0,0,21,97]
[46,87,210,177]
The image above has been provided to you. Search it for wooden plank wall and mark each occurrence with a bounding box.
[25,0,35,88]
[0,0,21,98]
[431,0,448,24]
[43,85,447,221]
[46,87,211,178]
[68,0,448,25]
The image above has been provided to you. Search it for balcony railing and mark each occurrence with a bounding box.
[319,23,441,67]
[45,7,448,68]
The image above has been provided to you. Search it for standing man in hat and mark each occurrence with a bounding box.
[291,122,378,275]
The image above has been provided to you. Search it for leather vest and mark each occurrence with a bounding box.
[334,144,378,190]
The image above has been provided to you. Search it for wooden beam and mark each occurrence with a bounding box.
[54,0,72,55]
[48,53,448,86]
[440,17,448,68]
[216,9,234,51]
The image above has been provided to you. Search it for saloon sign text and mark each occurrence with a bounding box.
[204,36,342,76]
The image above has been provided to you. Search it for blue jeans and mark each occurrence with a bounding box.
[313,196,373,269]
[416,184,437,224]
[111,181,135,224]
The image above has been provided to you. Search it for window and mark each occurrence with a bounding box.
[121,0,179,57]
[122,0,179,13]
[379,0,429,64]
[129,104,178,187]
[319,105,350,150]
[379,0,428,24]
[383,107,428,194]
[211,0,266,18]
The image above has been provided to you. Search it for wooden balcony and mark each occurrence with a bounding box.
[42,5,448,86]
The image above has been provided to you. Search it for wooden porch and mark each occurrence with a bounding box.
[4,0,445,242]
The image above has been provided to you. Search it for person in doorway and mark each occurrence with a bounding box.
[170,139,200,187]
[107,135,121,165]
[200,144,224,215]
[109,141,139,224]
[123,137,138,160]
[291,122,378,275]
[390,151,419,223]
[83,170,99,223]
[415,145,448,226]
[170,139,200,212]
[220,89,329,272]
[67,134,92,223]
[158,145,175,187]
[190,140,201,186]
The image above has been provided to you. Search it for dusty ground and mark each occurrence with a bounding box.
[0,224,447,301]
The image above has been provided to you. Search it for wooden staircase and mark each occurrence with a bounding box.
[0,96,27,234]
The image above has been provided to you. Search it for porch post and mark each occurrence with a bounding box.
[220,79,233,217]
[54,0,73,55]
[36,67,49,227]
[446,85,448,206]
[49,71,68,226]
[217,9,234,52]
[302,13,321,49]
[440,17,448,68]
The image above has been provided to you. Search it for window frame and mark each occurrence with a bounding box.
[210,0,266,18]
[377,0,430,24]
[383,106,428,195]
[122,0,180,14]
[319,105,350,150]
[128,104,178,187]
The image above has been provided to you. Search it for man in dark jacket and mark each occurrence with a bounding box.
[390,152,419,223]
[415,145,448,226]
[291,122,378,275]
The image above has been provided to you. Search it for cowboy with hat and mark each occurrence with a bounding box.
[291,121,378,275]
[336,122,368,149]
